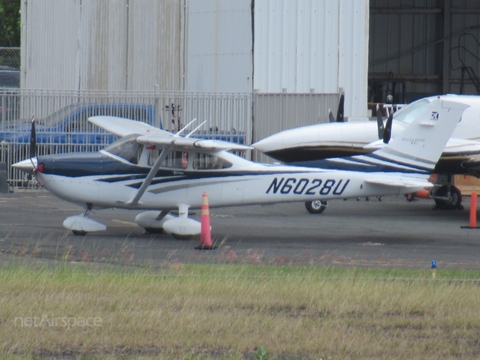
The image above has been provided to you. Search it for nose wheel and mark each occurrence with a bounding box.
[305,200,328,214]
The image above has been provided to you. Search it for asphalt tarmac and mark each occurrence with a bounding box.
[1,189,480,270]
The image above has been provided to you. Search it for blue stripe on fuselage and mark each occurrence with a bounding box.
[37,153,317,188]
[290,154,430,174]
[38,153,148,177]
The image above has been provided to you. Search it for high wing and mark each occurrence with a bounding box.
[89,115,172,137]
[89,115,252,152]
[136,134,252,152]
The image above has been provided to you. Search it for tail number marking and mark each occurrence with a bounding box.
[266,177,350,196]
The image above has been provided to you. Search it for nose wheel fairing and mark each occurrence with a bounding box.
[63,214,107,234]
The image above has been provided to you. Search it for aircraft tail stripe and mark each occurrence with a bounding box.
[318,154,432,173]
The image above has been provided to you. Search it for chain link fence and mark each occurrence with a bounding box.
[0,47,20,89]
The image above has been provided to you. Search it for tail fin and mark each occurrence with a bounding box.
[373,97,469,172]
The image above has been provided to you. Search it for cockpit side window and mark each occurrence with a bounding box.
[104,134,142,164]
[160,150,189,169]
[193,153,232,169]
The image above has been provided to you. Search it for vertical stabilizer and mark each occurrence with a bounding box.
[373,97,469,172]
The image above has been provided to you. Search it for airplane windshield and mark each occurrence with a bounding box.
[104,134,142,164]
[393,99,430,124]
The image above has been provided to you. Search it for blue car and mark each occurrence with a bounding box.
[0,66,20,88]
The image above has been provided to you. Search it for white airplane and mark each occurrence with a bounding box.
[254,94,480,211]
[13,98,467,238]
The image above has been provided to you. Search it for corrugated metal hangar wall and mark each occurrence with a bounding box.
[186,0,369,118]
[21,0,184,91]
[20,0,368,118]
[21,1,480,121]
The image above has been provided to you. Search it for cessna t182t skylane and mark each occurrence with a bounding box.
[13,98,467,238]
[254,94,480,211]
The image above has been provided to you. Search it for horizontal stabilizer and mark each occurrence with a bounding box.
[365,137,480,152]
[365,176,431,190]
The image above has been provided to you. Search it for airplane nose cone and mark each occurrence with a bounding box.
[12,158,37,174]
[253,134,284,153]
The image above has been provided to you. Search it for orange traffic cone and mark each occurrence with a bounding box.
[195,192,216,250]
[416,188,431,199]
[461,192,480,229]
[470,192,477,228]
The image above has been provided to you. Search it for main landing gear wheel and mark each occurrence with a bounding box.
[305,200,328,214]
[434,185,462,210]
[72,230,88,236]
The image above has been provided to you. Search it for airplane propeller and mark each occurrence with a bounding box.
[29,115,38,171]
[335,93,344,122]
[30,115,36,159]
[383,111,393,144]
[328,93,345,122]
[376,104,384,139]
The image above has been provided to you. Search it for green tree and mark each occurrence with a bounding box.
[0,0,21,47]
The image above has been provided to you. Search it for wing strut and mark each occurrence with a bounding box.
[127,148,170,205]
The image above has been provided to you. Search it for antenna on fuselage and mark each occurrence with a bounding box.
[175,118,197,136]
[173,117,207,139]
[185,120,207,138]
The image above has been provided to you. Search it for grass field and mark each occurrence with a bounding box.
[1,259,480,359]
